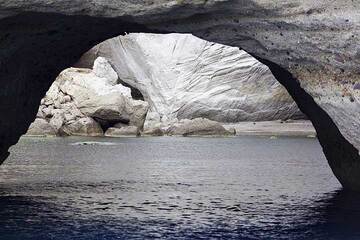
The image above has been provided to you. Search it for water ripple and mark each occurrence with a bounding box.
[0,136,354,239]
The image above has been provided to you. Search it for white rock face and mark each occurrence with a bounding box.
[78,33,304,130]
[29,57,149,136]
[93,57,119,86]
[300,77,360,155]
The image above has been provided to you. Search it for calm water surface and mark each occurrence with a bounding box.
[0,136,359,240]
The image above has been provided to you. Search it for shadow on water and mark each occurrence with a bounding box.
[312,189,360,239]
[0,191,145,240]
[1,188,360,239]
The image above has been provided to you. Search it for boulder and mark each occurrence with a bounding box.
[126,100,149,129]
[142,127,164,137]
[61,117,103,137]
[77,92,149,128]
[166,118,233,137]
[105,126,140,137]
[26,118,56,136]
[78,93,128,122]
[60,102,84,122]
[54,60,148,128]
[29,56,149,136]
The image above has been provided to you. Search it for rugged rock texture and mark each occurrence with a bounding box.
[61,117,103,137]
[56,58,148,129]
[26,118,56,136]
[34,43,298,137]
[28,57,149,136]
[0,1,359,189]
[77,33,303,124]
[166,118,233,136]
[55,59,149,128]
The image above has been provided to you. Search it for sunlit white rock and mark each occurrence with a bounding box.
[78,33,304,130]
[93,56,119,86]
[30,57,149,135]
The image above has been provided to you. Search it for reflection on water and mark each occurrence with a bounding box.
[0,136,358,239]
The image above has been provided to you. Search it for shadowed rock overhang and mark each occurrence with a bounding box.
[0,0,359,190]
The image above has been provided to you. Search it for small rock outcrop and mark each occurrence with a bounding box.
[105,126,140,137]
[27,57,149,136]
[26,118,56,136]
[166,118,233,137]
[60,117,103,137]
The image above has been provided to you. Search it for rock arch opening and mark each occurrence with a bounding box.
[0,12,359,190]
[27,32,307,138]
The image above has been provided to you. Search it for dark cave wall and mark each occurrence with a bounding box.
[254,57,360,191]
[0,12,359,190]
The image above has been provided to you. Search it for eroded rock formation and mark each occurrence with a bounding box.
[28,57,149,136]
[77,33,303,127]
[31,33,303,136]
[0,1,359,190]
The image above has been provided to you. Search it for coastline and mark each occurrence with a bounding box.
[24,120,316,138]
[222,120,316,137]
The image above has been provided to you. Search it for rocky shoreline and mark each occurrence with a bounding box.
[26,119,315,138]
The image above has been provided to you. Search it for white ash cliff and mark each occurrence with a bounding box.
[77,33,303,128]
